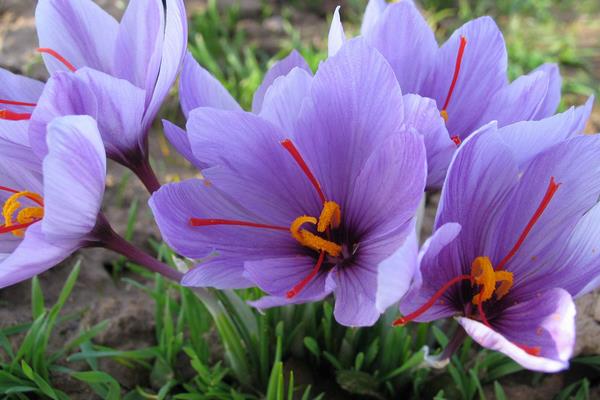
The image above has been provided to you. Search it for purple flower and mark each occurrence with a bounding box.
[0,115,107,288]
[338,0,594,188]
[150,39,427,326]
[0,0,187,192]
[395,116,600,372]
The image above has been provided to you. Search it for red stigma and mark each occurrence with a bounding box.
[0,221,37,234]
[286,251,325,299]
[37,48,77,72]
[451,135,462,146]
[441,36,467,115]
[517,344,541,356]
[0,186,44,206]
[0,99,37,107]
[189,218,288,231]
[0,110,31,121]
[393,274,472,326]
[496,177,561,270]
[281,139,327,204]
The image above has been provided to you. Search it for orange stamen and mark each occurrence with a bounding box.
[281,139,326,204]
[496,177,560,270]
[0,110,31,121]
[0,186,44,206]
[37,48,77,72]
[0,99,37,107]
[441,36,467,116]
[393,274,472,326]
[189,218,288,231]
[286,251,325,299]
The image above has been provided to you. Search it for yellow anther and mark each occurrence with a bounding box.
[2,191,44,237]
[317,201,341,232]
[471,256,514,305]
[440,109,449,122]
[290,214,342,257]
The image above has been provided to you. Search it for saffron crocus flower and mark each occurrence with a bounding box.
[0,0,188,193]
[395,119,600,372]
[333,0,594,188]
[150,39,427,327]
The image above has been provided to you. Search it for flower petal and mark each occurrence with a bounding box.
[457,288,575,373]
[328,6,346,57]
[0,223,78,289]
[162,120,207,170]
[35,0,118,73]
[531,63,562,119]
[401,94,454,189]
[423,17,507,138]
[182,255,253,289]
[42,116,105,241]
[331,262,380,327]
[0,68,44,113]
[180,52,241,118]
[252,50,311,114]
[259,67,312,133]
[365,1,437,93]
[360,0,387,35]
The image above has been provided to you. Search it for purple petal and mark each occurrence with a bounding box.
[458,288,575,372]
[29,68,146,163]
[0,68,44,113]
[331,262,380,327]
[399,223,463,322]
[478,70,550,127]
[531,63,562,119]
[0,122,41,171]
[42,116,105,241]
[187,109,321,222]
[35,0,118,73]
[423,17,507,138]
[365,1,437,94]
[182,255,253,289]
[360,0,388,35]
[113,0,164,104]
[259,67,312,133]
[162,120,207,170]
[143,0,188,130]
[294,38,405,209]
[180,52,241,118]
[244,255,329,300]
[252,50,311,114]
[0,224,78,289]
[328,7,346,57]
[401,94,454,189]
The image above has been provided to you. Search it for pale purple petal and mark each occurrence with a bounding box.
[0,68,44,113]
[0,122,40,171]
[294,38,405,210]
[259,67,312,133]
[423,17,507,138]
[180,52,241,118]
[360,0,387,35]
[531,63,562,119]
[0,224,79,289]
[401,94,454,189]
[42,116,105,241]
[143,0,188,130]
[113,0,164,104]
[252,50,311,113]
[328,7,346,57]
[162,120,207,170]
[458,288,575,373]
[35,0,118,73]
[182,256,253,289]
[331,262,380,327]
[365,1,437,93]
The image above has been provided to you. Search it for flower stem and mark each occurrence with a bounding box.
[130,157,161,194]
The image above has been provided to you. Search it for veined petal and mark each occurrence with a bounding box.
[458,288,575,373]
[162,120,207,170]
[180,52,241,118]
[0,68,44,113]
[42,116,105,241]
[35,0,118,73]
[252,50,312,114]
[0,224,78,289]
[331,262,380,327]
[365,1,437,93]
[360,0,387,35]
[531,63,562,119]
[182,256,253,289]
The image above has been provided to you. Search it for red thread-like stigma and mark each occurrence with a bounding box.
[281,139,326,204]
[286,251,325,299]
[441,36,468,115]
[37,48,77,72]
[0,110,31,121]
[189,218,288,231]
[0,99,37,107]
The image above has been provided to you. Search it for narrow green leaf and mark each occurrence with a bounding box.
[31,277,45,319]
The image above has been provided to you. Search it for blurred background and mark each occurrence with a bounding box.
[0,1,599,399]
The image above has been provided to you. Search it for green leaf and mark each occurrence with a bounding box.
[303,337,320,358]
[494,381,507,400]
[21,360,59,400]
[72,371,121,400]
[31,277,45,319]
[336,370,384,400]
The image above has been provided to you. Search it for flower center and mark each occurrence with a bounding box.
[394,177,561,356]
[189,139,346,299]
[0,186,44,237]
